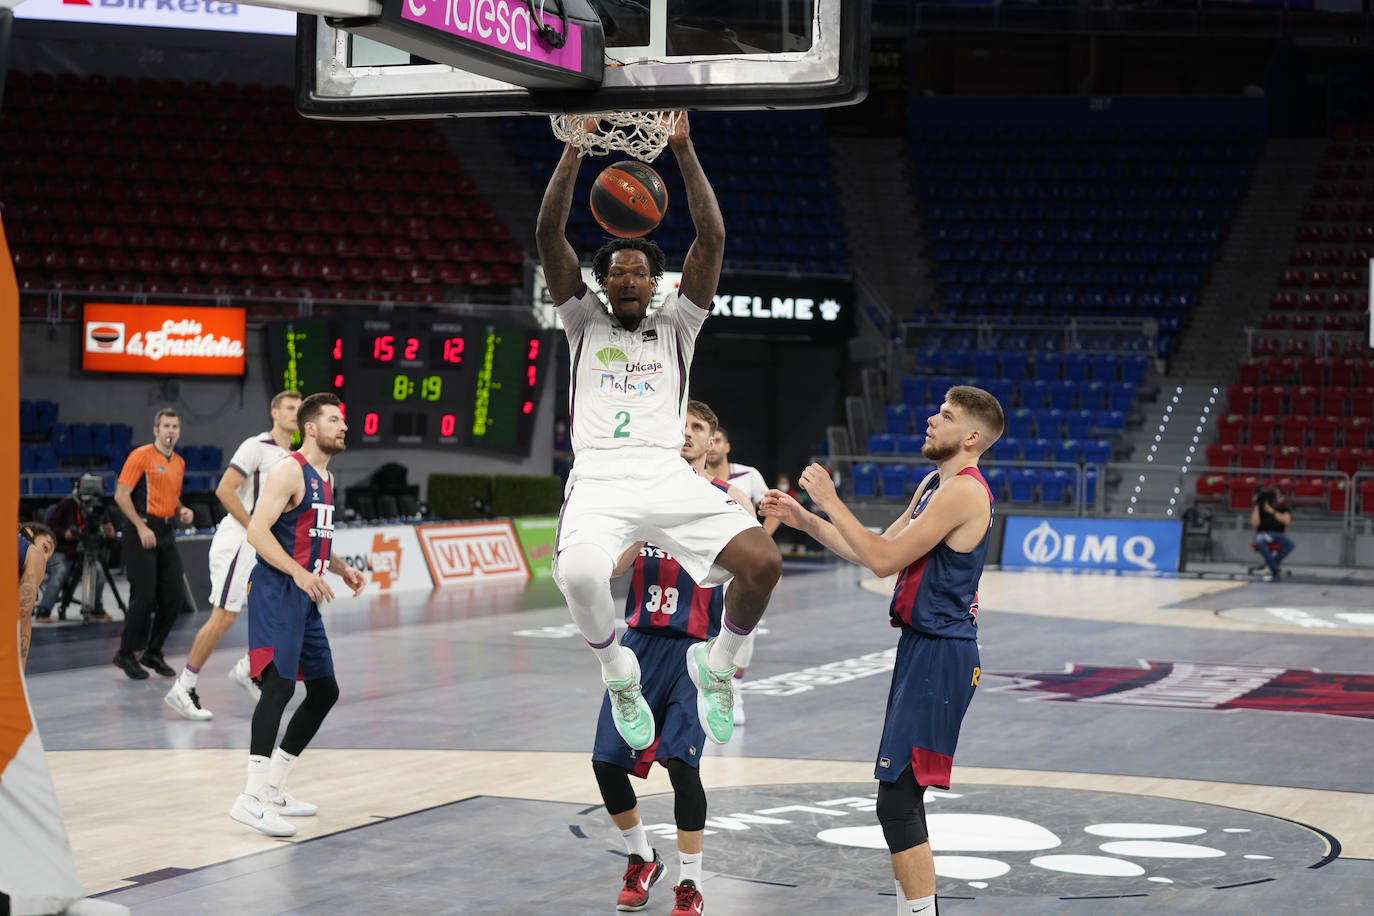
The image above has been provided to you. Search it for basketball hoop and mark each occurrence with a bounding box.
[549,110,682,162]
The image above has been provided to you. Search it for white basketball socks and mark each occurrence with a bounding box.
[706,621,752,672]
[679,851,702,886]
[243,754,270,798]
[269,747,299,791]
[620,823,653,861]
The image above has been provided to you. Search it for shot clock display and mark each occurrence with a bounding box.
[265,315,549,454]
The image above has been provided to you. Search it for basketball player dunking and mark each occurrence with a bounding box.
[593,400,752,915]
[229,393,364,838]
[760,386,1005,916]
[536,111,781,752]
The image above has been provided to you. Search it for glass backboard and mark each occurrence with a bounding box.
[297,0,869,119]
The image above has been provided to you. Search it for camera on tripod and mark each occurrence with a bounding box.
[75,473,109,547]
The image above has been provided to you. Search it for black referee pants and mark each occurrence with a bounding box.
[118,518,186,656]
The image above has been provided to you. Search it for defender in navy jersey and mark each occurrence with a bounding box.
[760,386,1004,916]
[538,112,781,762]
[590,400,750,915]
[230,393,364,839]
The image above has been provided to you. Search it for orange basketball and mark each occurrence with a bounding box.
[590,160,668,238]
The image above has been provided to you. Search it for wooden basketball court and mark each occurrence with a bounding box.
[21,559,1374,914]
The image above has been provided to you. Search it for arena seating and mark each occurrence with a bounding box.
[0,72,522,313]
[910,126,1259,357]
[1202,130,1374,515]
[18,400,220,498]
[498,112,849,276]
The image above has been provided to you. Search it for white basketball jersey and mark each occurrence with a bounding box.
[559,287,708,455]
[728,463,768,508]
[219,432,290,532]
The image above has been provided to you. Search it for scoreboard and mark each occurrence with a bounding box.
[266,315,549,454]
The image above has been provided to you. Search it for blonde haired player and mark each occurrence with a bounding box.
[165,391,300,721]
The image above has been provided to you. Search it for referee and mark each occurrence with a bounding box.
[112,407,195,680]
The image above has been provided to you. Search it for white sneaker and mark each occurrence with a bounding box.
[229,655,261,702]
[164,680,213,721]
[732,678,746,726]
[230,792,297,837]
[262,785,318,817]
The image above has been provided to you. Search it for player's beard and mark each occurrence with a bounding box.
[316,437,347,456]
[922,438,959,462]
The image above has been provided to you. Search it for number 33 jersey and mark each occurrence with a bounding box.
[557,288,708,456]
[625,543,725,640]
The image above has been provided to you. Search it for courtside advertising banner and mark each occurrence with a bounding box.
[82,304,246,376]
[1001,516,1182,573]
[417,521,532,585]
[512,516,558,581]
[13,0,297,35]
[330,525,433,593]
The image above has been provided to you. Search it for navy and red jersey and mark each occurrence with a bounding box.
[888,466,993,639]
[624,543,725,639]
[265,452,334,575]
[623,475,729,639]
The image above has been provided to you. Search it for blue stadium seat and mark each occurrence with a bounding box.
[1122,355,1150,384]
[868,433,896,456]
[68,423,92,461]
[51,423,71,459]
[1040,469,1071,503]
[882,464,912,500]
[990,437,1022,463]
[1066,409,1095,440]
[1109,382,1138,413]
[983,467,1009,501]
[1090,353,1120,382]
[886,404,912,435]
[1096,410,1127,434]
[1055,439,1083,464]
[19,401,36,437]
[1083,439,1113,466]
[1062,353,1090,382]
[984,378,1015,408]
[1034,354,1062,381]
[1035,408,1065,439]
[900,375,928,408]
[1080,381,1109,412]
[1006,409,1035,439]
[1000,351,1029,380]
[1010,468,1038,504]
[1023,438,1053,464]
[1049,381,1078,411]
[1020,379,1049,409]
[34,400,58,437]
[896,434,924,455]
[852,463,878,499]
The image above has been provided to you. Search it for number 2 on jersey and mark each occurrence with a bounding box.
[613,411,631,438]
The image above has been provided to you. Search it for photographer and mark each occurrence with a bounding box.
[37,477,117,623]
[1250,485,1294,578]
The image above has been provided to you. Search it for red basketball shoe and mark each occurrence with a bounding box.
[671,879,704,915]
[617,851,664,912]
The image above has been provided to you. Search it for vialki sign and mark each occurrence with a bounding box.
[82,304,246,376]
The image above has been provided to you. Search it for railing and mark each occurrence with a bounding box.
[901,315,1159,355]
[17,283,531,324]
[815,455,1373,530]
[1244,326,1367,359]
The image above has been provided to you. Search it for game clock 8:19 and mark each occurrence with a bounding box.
[266,316,548,454]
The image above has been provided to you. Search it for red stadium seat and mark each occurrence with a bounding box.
[1194,474,1226,502]
[1271,446,1302,471]
[1227,475,1261,512]
[1289,386,1317,416]
[1245,415,1277,446]
[1311,416,1340,448]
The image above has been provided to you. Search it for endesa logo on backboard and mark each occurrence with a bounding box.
[417,522,531,586]
[82,304,246,376]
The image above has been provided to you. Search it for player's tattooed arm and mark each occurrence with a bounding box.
[18,551,45,670]
[536,143,588,305]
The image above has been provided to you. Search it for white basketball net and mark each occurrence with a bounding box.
[549,110,682,162]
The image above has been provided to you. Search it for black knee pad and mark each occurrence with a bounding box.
[876,770,929,854]
[666,758,707,832]
[592,760,638,816]
[257,663,296,711]
[303,675,340,710]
